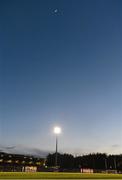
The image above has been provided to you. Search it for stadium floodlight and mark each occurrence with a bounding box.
[54,126,61,134]
[53,126,61,168]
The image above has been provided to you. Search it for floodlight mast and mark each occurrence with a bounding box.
[55,134,58,167]
[54,127,61,168]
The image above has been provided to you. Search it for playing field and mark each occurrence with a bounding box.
[0,172,122,179]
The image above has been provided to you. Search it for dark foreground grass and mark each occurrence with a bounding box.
[0,172,122,179]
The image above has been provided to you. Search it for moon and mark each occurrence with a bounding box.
[54,9,58,13]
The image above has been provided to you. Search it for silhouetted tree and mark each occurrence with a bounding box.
[46,153,122,171]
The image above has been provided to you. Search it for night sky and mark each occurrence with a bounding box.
[0,0,122,155]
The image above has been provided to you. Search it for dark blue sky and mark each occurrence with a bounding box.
[0,0,122,154]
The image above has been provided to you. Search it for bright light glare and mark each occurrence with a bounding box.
[54,126,61,134]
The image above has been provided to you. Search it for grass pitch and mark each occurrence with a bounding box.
[0,172,122,179]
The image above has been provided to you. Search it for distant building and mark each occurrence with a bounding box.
[0,152,45,172]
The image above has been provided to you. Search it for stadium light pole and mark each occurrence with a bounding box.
[105,157,108,171]
[54,126,61,168]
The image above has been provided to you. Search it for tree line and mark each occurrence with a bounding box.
[46,153,122,170]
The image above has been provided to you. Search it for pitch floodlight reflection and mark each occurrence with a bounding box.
[53,126,61,168]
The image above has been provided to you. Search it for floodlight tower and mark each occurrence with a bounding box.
[54,126,61,167]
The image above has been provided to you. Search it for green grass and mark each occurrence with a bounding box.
[0,172,122,179]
